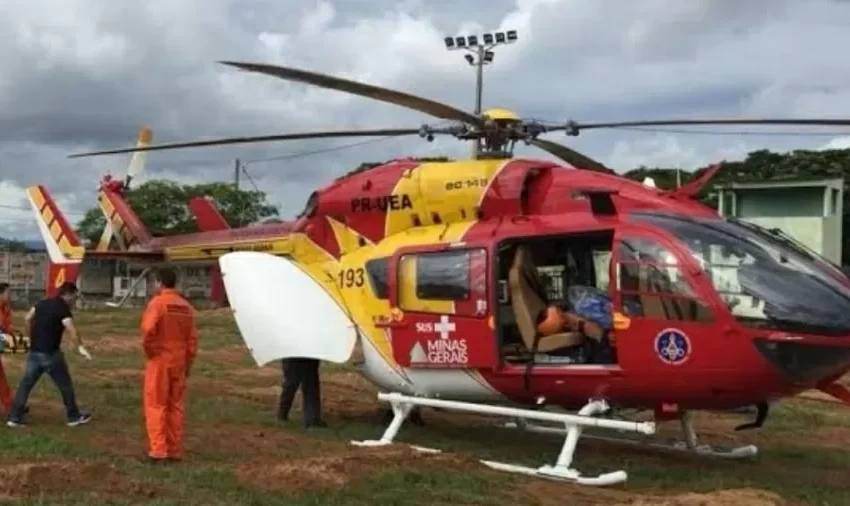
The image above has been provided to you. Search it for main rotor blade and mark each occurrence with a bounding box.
[527,138,614,174]
[564,118,850,133]
[219,61,484,128]
[68,128,422,158]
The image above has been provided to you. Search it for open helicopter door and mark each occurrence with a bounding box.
[382,243,498,369]
[611,224,723,390]
[219,252,358,365]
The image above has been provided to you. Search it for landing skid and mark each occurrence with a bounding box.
[503,410,758,460]
[351,392,655,486]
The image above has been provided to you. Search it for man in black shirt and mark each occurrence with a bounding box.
[6,282,93,427]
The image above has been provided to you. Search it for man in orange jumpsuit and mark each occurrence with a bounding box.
[140,267,198,463]
[0,282,15,414]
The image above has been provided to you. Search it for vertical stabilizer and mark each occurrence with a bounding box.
[97,126,153,250]
[25,186,85,297]
[189,196,230,231]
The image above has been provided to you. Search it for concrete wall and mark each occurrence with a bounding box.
[717,180,845,266]
[0,250,48,308]
[735,187,825,218]
[81,258,115,295]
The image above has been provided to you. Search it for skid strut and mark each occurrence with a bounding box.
[351,392,655,486]
[504,410,758,460]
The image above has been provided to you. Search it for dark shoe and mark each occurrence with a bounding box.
[305,420,328,429]
[67,413,92,427]
[144,456,168,464]
[276,412,289,424]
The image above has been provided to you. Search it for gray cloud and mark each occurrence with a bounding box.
[2,0,850,238]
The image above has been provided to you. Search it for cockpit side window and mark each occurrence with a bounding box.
[617,235,714,322]
[630,212,850,336]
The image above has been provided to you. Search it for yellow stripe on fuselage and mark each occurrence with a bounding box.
[384,159,509,237]
[309,222,475,369]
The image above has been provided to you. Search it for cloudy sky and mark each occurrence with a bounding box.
[2,0,850,240]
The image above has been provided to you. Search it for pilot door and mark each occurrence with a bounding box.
[611,224,724,371]
[384,244,498,369]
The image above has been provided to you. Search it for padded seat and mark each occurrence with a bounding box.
[507,246,585,353]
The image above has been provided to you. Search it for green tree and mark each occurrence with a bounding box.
[75,180,279,244]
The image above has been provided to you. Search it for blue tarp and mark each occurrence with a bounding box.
[566,285,641,329]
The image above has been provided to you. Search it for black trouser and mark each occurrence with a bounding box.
[278,358,321,425]
[9,351,82,422]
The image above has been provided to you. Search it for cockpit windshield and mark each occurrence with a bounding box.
[632,212,850,336]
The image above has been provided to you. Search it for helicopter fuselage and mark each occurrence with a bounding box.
[271,157,850,413]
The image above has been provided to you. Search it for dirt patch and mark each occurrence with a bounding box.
[89,421,340,461]
[218,385,281,404]
[198,370,385,423]
[229,367,281,380]
[86,368,143,382]
[625,489,787,506]
[0,461,161,500]
[796,390,841,404]
[90,336,141,354]
[770,425,850,451]
[198,345,250,365]
[513,481,787,506]
[235,445,473,494]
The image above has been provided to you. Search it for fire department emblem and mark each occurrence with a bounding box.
[654,328,691,365]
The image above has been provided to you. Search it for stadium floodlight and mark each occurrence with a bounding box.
[442,28,519,156]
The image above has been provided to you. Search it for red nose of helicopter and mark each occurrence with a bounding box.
[633,212,850,407]
[752,333,850,405]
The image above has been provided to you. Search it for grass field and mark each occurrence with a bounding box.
[0,307,848,505]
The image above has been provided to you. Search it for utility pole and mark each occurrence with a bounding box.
[234,158,240,189]
[444,30,518,158]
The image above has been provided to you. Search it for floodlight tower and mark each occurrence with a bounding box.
[444,29,518,157]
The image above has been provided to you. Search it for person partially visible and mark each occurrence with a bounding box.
[6,282,92,427]
[536,287,616,364]
[141,267,198,463]
[0,283,16,414]
[277,357,327,428]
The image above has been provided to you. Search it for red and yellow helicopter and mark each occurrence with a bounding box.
[57,61,850,486]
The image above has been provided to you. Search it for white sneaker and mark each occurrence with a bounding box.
[67,413,92,427]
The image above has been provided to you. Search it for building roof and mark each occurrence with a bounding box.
[715,177,844,191]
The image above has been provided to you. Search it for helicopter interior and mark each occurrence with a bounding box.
[494,229,724,366]
[495,230,617,366]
